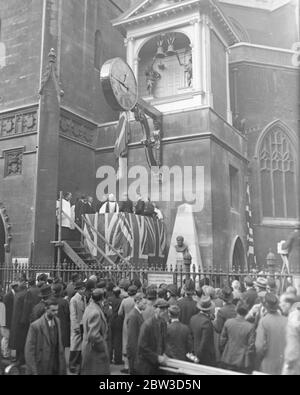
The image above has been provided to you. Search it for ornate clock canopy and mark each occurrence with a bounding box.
[113,0,241,121]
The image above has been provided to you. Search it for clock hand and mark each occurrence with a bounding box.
[111,75,129,91]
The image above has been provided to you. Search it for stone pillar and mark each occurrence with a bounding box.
[191,18,202,92]
[33,49,63,267]
[126,36,135,70]
[226,49,233,125]
[201,16,213,107]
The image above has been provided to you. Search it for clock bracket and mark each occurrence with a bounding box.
[132,98,163,172]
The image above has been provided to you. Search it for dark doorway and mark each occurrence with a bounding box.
[0,215,5,266]
[232,237,246,272]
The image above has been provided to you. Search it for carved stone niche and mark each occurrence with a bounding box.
[4,148,24,177]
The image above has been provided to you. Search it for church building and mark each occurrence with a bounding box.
[0,0,299,274]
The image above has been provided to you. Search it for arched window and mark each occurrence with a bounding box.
[94,30,102,71]
[259,123,298,219]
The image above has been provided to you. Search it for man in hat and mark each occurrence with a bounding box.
[136,299,169,375]
[108,287,124,365]
[142,287,157,321]
[190,296,216,366]
[119,279,131,299]
[255,292,287,374]
[220,301,255,373]
[118,285,137,374]
[25,298,66,375]
[246,277,268,326]
[66,273,80,301]
[81,289,110,375]
[213,287,236,334]
[69,281,86,374]
[165,305,193,361]
[177,279,198,326]
[52,283,70,351]
[30,284,53,323]
[166,284,178,306]
[21,278,40,328]
[127,293,147,374]
[242,276,258,310]
[99,193,119,214]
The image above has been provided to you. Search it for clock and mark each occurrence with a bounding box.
[100,58,138,112]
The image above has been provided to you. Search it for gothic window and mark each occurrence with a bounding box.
[259,126,297,219]
[94,30,103,71]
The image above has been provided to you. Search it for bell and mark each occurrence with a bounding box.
[155,45,165,59]
[166,44,176,57]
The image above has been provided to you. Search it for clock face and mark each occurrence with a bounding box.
[100,58,138,112]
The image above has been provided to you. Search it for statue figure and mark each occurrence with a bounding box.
[145,65,161,96]
[175,236,190,270]
[184,55,193,87]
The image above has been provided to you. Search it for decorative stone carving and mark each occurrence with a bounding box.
[4,148,24,177]
[60,115,96,145]
[0,110,38,137]
[0,203,13,253]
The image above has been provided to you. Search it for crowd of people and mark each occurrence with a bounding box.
[0,272,299,375]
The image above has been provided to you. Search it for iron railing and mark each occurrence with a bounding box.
[0,263,294,295]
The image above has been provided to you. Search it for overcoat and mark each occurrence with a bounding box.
[81,300,110,375]
[3,290,14,329]
[118,295,135,355]
[190,312,216,366]
[177,296,198,326]
[136,315,167,375]
[220,317,255,370]
[165,320,193,361]
[70,292,86,351]
[25,315,66,375]
[255,312,287,375]
[10,287,27,350]
[127,307,144,372]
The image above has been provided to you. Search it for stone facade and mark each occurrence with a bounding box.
[0,0,298,271]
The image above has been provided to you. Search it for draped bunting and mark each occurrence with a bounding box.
[83,213,167,268]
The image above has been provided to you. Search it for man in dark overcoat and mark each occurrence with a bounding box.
[81,289,110,375]
[177,279,198,325]
[30,284,53,323]
[127,293,147,374]
[108,286,124,365]
[52,283,70,349]
[3,281,18,348]
[190,296,216,366]
[10,280,27,365]
[136,299,169,375]
[165,305,193,361]
[213,287,237,334]
[25,298,66,375]
[242,276,258,310]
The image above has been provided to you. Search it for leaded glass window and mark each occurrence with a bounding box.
[259,127,297,219]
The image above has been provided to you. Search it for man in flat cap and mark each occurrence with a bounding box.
[136,299,170,375]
